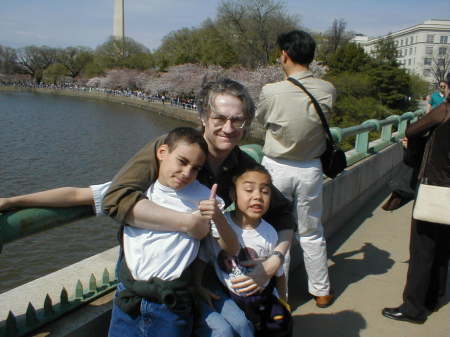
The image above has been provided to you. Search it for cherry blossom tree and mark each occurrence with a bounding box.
[83,62,327,103]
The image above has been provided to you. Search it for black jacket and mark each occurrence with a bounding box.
[406,103,450,187]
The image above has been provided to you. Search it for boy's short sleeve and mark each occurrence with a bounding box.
[89,182,112,216]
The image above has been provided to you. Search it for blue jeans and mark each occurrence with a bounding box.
[108,283,193,337]
[195,286,254,337]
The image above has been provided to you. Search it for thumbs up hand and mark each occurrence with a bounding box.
[209,183,218,200]
[198,184,222,221]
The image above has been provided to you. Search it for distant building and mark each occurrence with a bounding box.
[351,34,369,45]
[351,19,450,84]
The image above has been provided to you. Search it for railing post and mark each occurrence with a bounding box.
[355,132,369,154]
[382,115,400,142]
[355,119,379,154]
[398,111,415,137]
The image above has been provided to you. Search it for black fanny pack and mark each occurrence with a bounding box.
[230,280,292,337]
[115,258,193,318]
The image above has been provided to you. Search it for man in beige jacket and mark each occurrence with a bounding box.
[256,30,336,308]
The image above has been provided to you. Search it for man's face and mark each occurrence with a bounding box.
[439,82,447,94]
[202,94,246,156]
[157,141,206,190]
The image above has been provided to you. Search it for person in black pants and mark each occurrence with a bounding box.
[394,218,450,322]
[382,82,450,324]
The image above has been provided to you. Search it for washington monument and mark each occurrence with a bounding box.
[113,0,124,40]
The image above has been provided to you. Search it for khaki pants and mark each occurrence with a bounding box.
[262,156,330,297]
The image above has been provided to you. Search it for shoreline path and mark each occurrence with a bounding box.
[289,188,449,337]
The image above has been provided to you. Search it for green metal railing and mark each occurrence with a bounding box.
[0,206,93,252]
[1,271,118,337]
[0,108,425,337]
[244,109,424,167]
[329,109,423,165]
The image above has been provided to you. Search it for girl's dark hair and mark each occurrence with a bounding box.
[229,163,273,205]
[233,163,272,184]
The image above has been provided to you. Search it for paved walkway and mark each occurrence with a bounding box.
[289,189,449,337]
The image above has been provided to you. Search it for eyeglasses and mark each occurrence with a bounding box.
[209,114,247,129]
[440,86,446,89]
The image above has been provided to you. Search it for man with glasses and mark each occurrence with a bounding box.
[103,78,295,336]
[427,81,447,112]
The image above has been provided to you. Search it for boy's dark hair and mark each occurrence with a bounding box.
[277,30,316,66]
[196,77,255,128]
[164,127,208,156]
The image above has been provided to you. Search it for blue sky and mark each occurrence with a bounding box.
[1,0,449,50]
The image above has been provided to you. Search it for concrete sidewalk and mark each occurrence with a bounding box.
[289,190,449,337]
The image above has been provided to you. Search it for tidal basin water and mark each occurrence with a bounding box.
[0,91,191,292]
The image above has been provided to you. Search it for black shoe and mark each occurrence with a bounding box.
[382,307,426,324]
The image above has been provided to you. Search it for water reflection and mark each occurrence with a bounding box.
[0,91,190,292]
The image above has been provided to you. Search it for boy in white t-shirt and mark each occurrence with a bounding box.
[196,164,292,337]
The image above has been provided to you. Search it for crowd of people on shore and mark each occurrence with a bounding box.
[0,81,198,111]
[1,29,449,336]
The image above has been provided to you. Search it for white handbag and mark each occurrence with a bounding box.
[411,111,450,225]
[413,183,450,225]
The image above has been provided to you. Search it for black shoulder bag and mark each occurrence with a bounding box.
[287,77,347,178]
